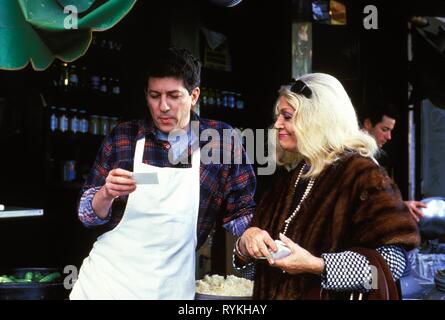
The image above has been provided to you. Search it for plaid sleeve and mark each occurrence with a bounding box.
[321,245,406,291]
[223,213,253,237]
[78,133,114,227]
[221,141,256,237]
[78,187,112,227]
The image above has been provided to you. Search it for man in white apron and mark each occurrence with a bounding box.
[71,48,256,299]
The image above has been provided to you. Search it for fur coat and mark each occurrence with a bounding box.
[252,152,420,300]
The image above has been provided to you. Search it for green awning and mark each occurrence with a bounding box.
[0,0,137,71]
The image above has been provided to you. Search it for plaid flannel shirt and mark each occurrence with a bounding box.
[78,112,256,249]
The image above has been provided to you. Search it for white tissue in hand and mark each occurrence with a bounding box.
[270,240,291,260]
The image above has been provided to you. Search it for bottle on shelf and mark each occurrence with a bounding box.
[208,88,215,107]
[112,78,121,95]
[215,89,223,107]
[100,77,108,93]
[79,110,89,134]
[50,106,58,132]
[58,107,69,133]
[90,75,100,91]
[100,116,110,136]
[200,87,208,108]
[69,108,79,134]
[69,65,79,88]
[89,115,100,135]
[222,91,229,108]
[228,92,236,109]
[236,93,245,110]
[109,117,119,131]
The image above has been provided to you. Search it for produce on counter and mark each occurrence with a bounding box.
[196,274,253,297]
[0,272,61,284]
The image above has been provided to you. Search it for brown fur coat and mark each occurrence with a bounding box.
[252,153,420,300]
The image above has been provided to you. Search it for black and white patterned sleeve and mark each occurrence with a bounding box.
[320,245,406,291]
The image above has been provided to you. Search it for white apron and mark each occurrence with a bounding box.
[70,137,200,299]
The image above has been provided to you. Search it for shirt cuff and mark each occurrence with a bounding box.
[223,212,253,237]
[78,186,112,227]
[321,251,372,292]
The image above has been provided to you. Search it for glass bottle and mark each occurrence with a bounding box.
[79,110,89,134]
[69,65,79,88]
[112,78,121,95]
[109,117,119,131]
[236,93,244,110]
[222,91,229,108]
[215,89,223,107]
[228,92,236,109]
[100,77,108,93]
[100,116,110,136]
[69,108,79,133]
[90,75,100,91]
[58,107,69,133]
[201,87,208,107]
[50,106,58,132]
[89,115,100,135]
[208,88,215,107]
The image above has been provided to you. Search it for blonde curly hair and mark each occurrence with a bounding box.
[274,73,378,178]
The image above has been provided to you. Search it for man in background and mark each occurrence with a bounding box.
[362,102,426,222]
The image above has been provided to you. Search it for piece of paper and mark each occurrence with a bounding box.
[133,173,159,185]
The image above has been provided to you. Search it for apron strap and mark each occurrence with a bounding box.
[135,136,201,168]
[134,138,146,165]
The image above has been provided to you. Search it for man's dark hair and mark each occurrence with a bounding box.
[361,101,399,126]
[146,47,201,94]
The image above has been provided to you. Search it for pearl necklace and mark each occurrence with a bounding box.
[282,164,315,236]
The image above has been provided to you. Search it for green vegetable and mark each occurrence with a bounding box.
[33,272,44,281]
[15,279,32,283]
[24,272,33,281]
[39,272,61,283]
[0,276,14,283]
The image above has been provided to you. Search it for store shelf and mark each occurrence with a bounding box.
[0,206,44,219]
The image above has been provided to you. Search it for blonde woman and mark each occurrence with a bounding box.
[235,73,419,299]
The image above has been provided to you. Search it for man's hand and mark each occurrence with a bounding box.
[404,200,427,223]
[102,168,137,200]
[93,169,136,219]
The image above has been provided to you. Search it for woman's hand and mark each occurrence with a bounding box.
[238,227,277,263]
[271,233,325,275]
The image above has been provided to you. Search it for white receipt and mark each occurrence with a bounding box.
[270,240,292,260]
[132,173,159,185]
